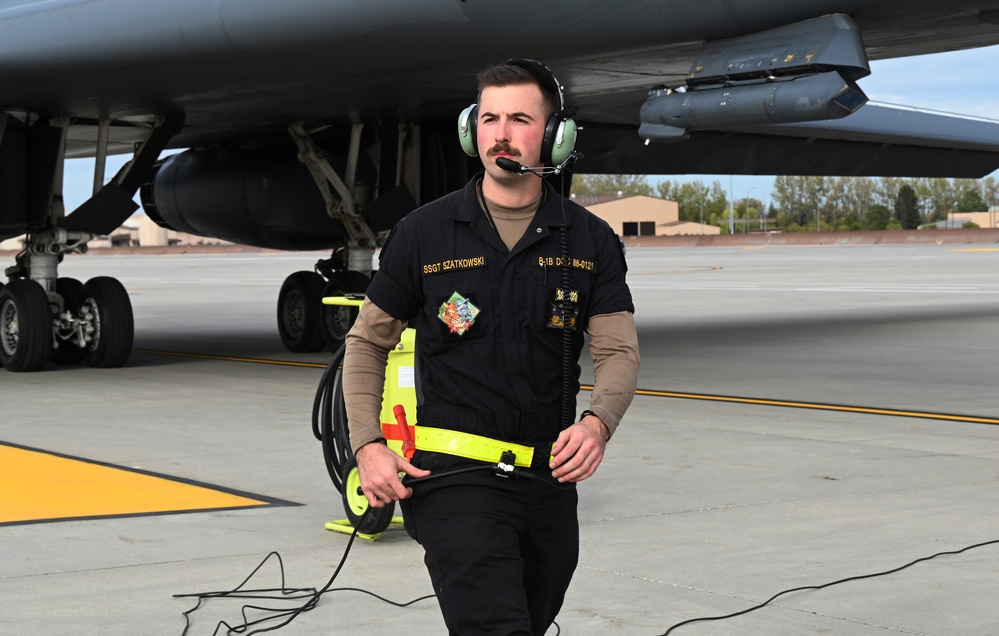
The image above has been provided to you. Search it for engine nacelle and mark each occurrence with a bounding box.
[140,148,344,251]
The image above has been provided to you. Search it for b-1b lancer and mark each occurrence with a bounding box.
[3,0,999,372]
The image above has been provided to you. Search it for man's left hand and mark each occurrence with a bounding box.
[549,413,610,483]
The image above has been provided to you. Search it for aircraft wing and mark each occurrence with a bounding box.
[576,102,999,178]
[5,0,999,371]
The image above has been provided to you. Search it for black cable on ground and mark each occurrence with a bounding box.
[658,538,999,635]
[175,508,368,635]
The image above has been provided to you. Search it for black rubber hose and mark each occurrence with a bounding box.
[315,343,351,493]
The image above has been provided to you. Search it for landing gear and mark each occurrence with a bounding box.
[279,123,383,354]
[276,267,371,353]
[0,272,135,373]
[2,231,134,373]
[1,112,180,373]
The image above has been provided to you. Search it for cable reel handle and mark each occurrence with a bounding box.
[394,404,416,460]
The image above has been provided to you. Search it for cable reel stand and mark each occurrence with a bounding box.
[313,295,417,538]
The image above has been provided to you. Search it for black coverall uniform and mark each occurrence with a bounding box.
[363,172,634,635]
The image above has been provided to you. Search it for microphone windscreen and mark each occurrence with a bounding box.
[495,157,522,172]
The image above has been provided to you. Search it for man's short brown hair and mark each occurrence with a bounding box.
[476,61,559,119]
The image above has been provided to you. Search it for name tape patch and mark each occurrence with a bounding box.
[423,255,486,276]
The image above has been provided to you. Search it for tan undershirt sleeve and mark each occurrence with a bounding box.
[343,300,408,454]
[585,310,640,439]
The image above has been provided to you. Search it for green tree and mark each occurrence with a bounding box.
[894,184,920,229]
[865,204,891,230]
[656,179,728,225]
[957,189,989,212]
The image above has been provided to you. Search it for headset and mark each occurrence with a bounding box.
[457,58,578,167]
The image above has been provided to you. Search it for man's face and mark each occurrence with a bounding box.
[476,83,548,185]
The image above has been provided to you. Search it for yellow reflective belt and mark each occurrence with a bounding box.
[414,426,539,468]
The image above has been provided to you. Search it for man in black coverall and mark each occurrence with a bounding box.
[342,59,640,635]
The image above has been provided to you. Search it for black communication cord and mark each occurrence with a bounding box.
[175,490,999,636]
[557,170,575,430]
[659,537,999,635]
[174,465,570,635]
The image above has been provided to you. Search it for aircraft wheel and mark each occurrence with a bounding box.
[51,277,84,365]
[341,455,395,535]
[319,271,370,351]
[0,279,53,373]
[80,276,134,368]
[277,271,326,353]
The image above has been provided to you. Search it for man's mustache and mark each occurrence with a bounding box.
[487,143,519,157]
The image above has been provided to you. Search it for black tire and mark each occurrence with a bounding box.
[79,276,134,368]
[319,271,370,351]
[0,279,53,372]
[277,271,325,353]
[341,455,395,535]
[51,277,84,365]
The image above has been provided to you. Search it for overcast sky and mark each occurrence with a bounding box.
[61,44,999,212]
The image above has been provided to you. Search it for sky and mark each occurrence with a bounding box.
[60,44,999,213]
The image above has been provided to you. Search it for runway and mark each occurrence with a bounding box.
[2,243,999,635]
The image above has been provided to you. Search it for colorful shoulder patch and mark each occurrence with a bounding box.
[438,292,480,336]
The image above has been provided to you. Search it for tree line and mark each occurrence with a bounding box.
[571,174,999,232]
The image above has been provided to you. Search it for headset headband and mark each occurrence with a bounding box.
[505,58,566,114]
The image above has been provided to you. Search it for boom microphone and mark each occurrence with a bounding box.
[494,152,580,177]
[495,156,529,173]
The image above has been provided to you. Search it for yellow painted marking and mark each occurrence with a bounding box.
[130,351,999,427]
[953,248,999,253]
[0,443,278,525]
[578,384,999,426]
[132,349,327,369]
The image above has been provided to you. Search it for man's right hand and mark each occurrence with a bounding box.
[354,442,431,508]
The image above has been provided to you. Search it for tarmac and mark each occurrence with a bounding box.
[2,243,999,635]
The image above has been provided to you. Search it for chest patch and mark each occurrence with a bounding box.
[438,291,480,336]
[547,287,581,331]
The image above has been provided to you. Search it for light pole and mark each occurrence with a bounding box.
[728,175,734,234]
[746,186,757,233]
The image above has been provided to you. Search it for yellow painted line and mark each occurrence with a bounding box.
[953,248,999,252]
[0,442,297,526]
[133,348,327,369]
[131,351,999,426]
[581,385,999,426]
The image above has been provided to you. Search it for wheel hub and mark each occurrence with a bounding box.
[1,299,19,356]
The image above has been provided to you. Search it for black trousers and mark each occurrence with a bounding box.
[401,451,579,636]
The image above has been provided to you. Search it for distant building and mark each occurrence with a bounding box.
[1,214,232,251]
[574,194,719,236]
[0,236,23,251]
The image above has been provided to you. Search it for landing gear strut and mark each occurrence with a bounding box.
[279,123,384,352]
[1,113,181,372]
